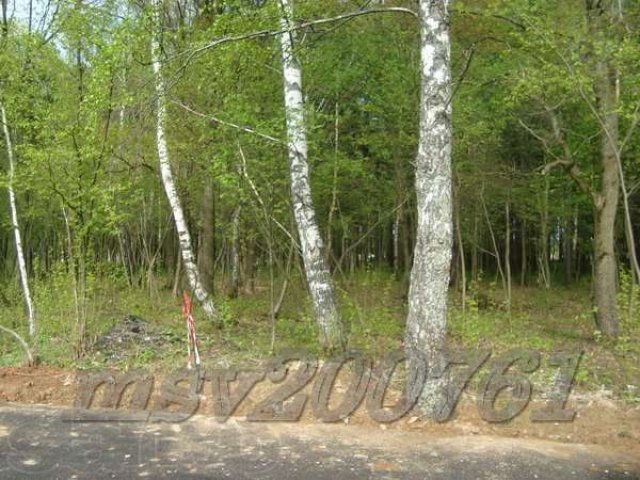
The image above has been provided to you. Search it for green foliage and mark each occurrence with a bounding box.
[0,0,638,408]
[616,269,640,358]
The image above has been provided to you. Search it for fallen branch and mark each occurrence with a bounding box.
[0,324,34,366]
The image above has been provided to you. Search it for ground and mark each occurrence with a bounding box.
[1,276,639,478]
[0,364,639,479]
[0,403,638,479]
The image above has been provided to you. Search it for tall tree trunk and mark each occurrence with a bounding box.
[538,176,551,288]
[588,0,620,337]
[504,196,512,321]
[326,102,339,265]
[481,181,506,293]
[172,248,182,296]
[150,0,217,320]
[197,179,215,293]
[520,218,527,286]
[471,205,479,282]
[454,189,466,313]
[609,2,640,286]
[563,212,574,284]
[592,157,620,337]
[279,0,343,351]
[229,204,241,298]
[593,198,619,337]
[242,237,256,295]
[572,210,580,282]
[394,154,408,276]
[402,207,412,274]
[404,0,453,415]
[1,103,36,338]
[393,208,401,275]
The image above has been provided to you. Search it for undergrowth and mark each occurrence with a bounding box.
[0,265,638,402]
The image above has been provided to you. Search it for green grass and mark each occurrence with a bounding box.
[0,266,638,402]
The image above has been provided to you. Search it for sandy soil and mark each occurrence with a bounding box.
[1,365,639,461]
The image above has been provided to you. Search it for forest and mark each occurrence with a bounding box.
[0,0,639,410]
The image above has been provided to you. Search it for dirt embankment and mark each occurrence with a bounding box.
[1,365,639,461]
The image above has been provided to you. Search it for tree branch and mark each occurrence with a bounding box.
[336,199,407,269]
[237,140,301,252]
[518,112,600,205]
[171,7,417,78]
[516,119,558,160]
[544,106,601,205]
[451,8,526,31]
[173,100,284,144]
[449,45,476,105]
[620,100,640,155]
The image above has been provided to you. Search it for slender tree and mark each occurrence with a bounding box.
[278,0,343,350]
[197,179,215,293]
[404,0,453,414]
[585,0,621,337]
[1,103,36,338]
[150,0,217,320]
[0,6,35,338]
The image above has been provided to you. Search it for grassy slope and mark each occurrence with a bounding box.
[0,268,638,402]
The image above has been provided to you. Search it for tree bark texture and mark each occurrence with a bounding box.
[404,0,453,415]
[150,0,217,320]
[1,103,36,338]
[587,0,620,337]
[279,0,343,351]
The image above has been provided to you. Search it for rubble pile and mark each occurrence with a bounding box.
[94,315,179,362]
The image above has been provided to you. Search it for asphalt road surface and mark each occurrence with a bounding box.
[0,405,638,479]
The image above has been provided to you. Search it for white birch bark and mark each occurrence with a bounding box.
[1,103,36,338]
[404,0,453,415]
[279,0,343,350]
[150,0,217,320]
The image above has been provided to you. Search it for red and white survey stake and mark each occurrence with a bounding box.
[182,291,201,370]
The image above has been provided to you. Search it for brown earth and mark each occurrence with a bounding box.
[1,365,639,464]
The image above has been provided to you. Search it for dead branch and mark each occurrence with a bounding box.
[0,324,34,365]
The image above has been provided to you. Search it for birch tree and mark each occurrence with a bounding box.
[150,0,217,320]
[0,4,35,338]
[279,0,343,351]
[404,0,453,414]
[1,103,36,338]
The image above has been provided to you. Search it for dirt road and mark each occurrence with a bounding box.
[0,404,638,479]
